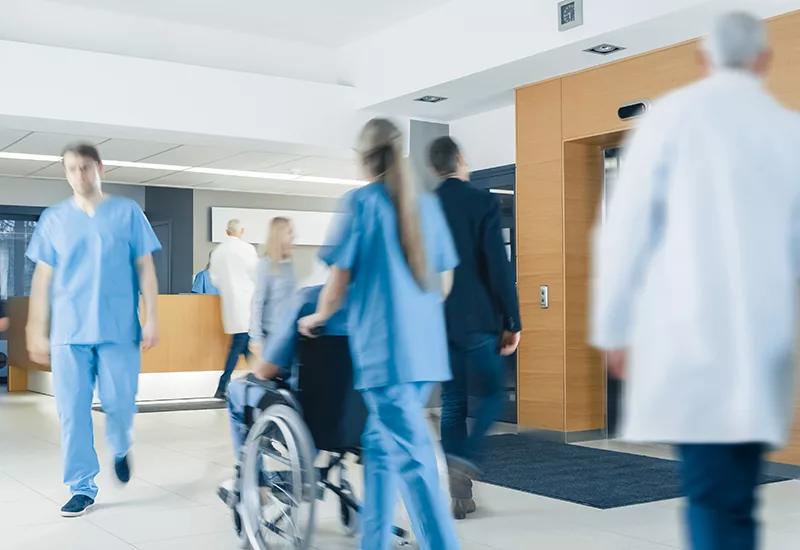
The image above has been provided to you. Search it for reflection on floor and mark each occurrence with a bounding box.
[2,391,800,549]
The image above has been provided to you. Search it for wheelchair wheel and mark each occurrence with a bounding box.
[240,404,317,550]
[338,478,358,537]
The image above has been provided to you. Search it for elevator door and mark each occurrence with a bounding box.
[603,148,624,438]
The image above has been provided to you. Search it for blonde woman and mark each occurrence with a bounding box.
[299,118,460,550]
[248,217,296,355]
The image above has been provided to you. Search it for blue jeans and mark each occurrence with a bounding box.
[217,333,251,395]
[440,333,504,495]
[678,443,764,550]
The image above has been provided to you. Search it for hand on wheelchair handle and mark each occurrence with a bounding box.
[298,314,324,338]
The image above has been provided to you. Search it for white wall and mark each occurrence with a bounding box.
[0,176,146,208]
[193,189,340,281]
[450,105,515,171]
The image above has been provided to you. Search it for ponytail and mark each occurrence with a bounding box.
[359,119,429,290]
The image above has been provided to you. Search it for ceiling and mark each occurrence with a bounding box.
[0,128,363,198]
[46,0,449,48]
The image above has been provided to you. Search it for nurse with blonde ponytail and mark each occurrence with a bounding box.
[299,118,461,550]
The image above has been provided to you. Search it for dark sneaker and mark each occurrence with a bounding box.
[61,495,95,517]
[451,498,477,520]
[214,389,227,401]
[115,454,131,484]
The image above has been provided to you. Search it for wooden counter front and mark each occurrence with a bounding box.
[6,295,246,390]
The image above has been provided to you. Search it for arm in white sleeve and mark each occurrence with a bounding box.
[590,110,669,350]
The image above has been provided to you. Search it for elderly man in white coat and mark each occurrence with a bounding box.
[591,12,800,550]
[210,219,259,399]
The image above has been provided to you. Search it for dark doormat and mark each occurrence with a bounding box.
[480,433,787,509]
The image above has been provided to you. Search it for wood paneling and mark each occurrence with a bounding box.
[560,42,703,141]
[563,142,605,432]
[517,10,800,458]
[516,80,563,165]
[516,157,565,430]
[6,295,245,390]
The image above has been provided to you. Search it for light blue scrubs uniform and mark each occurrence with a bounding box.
[321,183,461,550]
[191,269,219,295]
[227,285,348,455]
[26,196,161,500]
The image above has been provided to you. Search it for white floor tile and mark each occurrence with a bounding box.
[2,392,800,550]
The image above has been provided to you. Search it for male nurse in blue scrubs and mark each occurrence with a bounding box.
[26,143,161,517]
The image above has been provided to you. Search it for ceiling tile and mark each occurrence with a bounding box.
[103,167,180,184]
[4,132,109,156]
[200,151,302,171]
[26,162,65,179]
[0,128,30,150]
[0,159,57,176]
[97,139,179,162]
[200,175,352,198]
[267,156,362,179]
[139,145,240,166]
[145,171,214,186]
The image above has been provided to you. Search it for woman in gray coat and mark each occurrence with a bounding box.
[248,217,296,355]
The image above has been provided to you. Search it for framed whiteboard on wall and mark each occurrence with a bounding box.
[210,207,336,246]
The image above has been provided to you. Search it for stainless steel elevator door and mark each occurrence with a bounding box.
[603,147,624,438]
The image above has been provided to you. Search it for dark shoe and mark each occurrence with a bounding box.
[214,389,227,401]
[115,454,131,484]
[451,498,476,520]
[61,495,95,517]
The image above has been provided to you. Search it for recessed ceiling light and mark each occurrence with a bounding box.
[0,151,367,186]
[584,43,625,55]
[415,95,448,103]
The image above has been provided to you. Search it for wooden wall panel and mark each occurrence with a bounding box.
[516,157,565,430]
[766,14,800,111]
[516,80,563,165]
[563,142,605,432]
[560,42,703,141]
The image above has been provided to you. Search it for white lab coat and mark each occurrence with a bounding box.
[209,236,259,334]
[591,70,800,448]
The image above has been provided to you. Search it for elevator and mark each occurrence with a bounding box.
[602,147,624,438]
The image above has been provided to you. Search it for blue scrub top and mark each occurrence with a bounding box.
[191,269,220,295]
[261,285,348,372]
[26,196,162,346]
[320,183,459,390]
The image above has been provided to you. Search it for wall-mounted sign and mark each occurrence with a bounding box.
[558,0,583,32]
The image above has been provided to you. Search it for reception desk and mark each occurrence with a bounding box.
[6,295,247,398]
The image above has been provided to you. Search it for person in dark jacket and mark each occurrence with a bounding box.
[430,136,522,519]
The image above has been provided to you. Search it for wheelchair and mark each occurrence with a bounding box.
[229,335,409,549]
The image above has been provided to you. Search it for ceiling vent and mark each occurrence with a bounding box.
[415,95,448,103]
[584,43,625,55]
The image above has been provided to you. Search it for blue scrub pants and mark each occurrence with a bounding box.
[361,382,461,550]
[678,443,764,550]
[51,343,141,500]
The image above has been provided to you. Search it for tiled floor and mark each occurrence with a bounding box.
[2,390,800,549]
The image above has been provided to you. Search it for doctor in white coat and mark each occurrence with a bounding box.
[591,12,800,550]
[210,219,259,398]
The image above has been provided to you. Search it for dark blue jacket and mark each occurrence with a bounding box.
[435,178,521,340]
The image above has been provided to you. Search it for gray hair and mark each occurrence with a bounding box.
[226,219,242,233]
[703,11,768,70]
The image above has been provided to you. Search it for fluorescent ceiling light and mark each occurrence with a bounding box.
[0,152,61,162]
[186,167,299,181]
[104,159,190,171]
[489,188,514,195]
[0,151,367,186]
